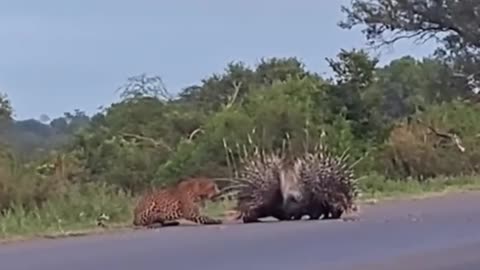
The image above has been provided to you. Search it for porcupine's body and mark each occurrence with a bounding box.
[231,151,303,223]
[284,145,360,220]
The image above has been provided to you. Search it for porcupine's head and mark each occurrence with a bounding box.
[278,157,305,216]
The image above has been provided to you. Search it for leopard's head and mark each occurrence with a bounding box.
[177,177,220,202]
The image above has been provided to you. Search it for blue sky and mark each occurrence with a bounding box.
[0,0,436,120]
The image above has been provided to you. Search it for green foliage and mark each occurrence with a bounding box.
[155,108,255,183]
[0,182,133,238]
[7,52,478,194]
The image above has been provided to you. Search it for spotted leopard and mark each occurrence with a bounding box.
[132,177,222,227]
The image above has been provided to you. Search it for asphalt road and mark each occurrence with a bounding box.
[1,191,480,270]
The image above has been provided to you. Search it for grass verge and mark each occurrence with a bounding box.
[359,173,480,201]
[0,174,479,243]
[0,182,134,243]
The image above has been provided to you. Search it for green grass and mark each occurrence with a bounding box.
[1,174,480,242]
[359,173,480,201]
[0,182,134,242]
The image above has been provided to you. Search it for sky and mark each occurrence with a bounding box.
[0,0,437,120]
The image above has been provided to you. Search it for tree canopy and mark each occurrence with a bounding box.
[339,0,480,91]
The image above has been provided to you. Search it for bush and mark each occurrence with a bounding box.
[0,182,133,237]
[377,101,480,180]
[0,150,133,237]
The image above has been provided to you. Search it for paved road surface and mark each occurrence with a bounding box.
[1,191,480,270]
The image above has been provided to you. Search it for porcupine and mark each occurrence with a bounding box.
[225,149,304,223]
[283,144,360,220]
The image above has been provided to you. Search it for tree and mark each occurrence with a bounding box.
[255,57,310,85]
[339,0,480,88]
[0,93,12,121]
[178,61,254,113]
[116,73,173,101]
[178,57,316,114]
[369,56,456,120]
[324,49,382,140]
[39,114,50,123]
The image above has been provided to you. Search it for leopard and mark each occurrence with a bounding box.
[132,177,223,228]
